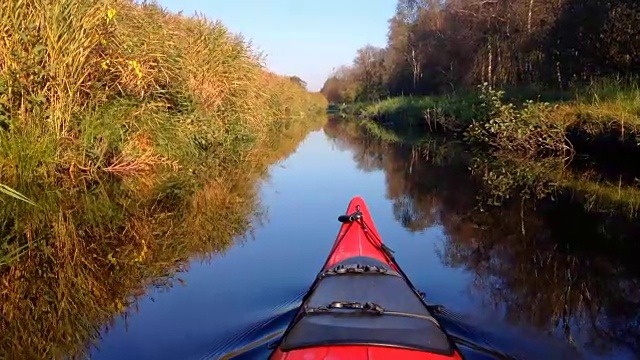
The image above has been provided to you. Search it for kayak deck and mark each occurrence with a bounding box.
[270,196,463,360]
[278,257,452,353]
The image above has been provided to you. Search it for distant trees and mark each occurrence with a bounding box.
[288,76,308,89]
[320,46,388,104]
[321,0,640,102]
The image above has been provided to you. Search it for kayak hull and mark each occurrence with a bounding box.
[323,196,395,270]
[271,345,461,360]
[270,196,463,360]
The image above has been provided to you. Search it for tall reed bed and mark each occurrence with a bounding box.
[0,0,327,187]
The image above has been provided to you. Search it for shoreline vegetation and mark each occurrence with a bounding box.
[337,79,640,163]
[0,0,326,359]
[0,115,324,360]
[0,0,326,189]
[334,116,640,219]
[321,0,639,219]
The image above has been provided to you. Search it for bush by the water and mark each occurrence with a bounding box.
[343,79,639,158]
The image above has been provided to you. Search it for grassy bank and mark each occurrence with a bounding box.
[0,0,327,190]
[336,116,640,219]
[341,79,640,159]
[336,79,640,216]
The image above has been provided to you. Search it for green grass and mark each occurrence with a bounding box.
[565,78,640,139]
[576,77,640,112]
[0,184,37,206]
[340,78,640,159]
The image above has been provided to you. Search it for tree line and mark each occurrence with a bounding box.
[321,0,640,103]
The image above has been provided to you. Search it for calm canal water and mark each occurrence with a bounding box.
[89,123,639,360]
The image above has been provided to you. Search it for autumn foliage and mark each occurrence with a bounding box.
[322,0,640,103]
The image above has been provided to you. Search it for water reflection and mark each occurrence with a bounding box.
[324,118,640,359]
[0,119,322,360]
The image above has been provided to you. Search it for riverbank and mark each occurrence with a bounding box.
[0,0,327,264]
[339,79,640,161]
[0,0,326,189]
[329,116,640,220]
[0,1,327,358]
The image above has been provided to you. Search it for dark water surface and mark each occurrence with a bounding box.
[90,124,639,360]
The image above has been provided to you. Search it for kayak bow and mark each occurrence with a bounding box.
[270,196,463,360]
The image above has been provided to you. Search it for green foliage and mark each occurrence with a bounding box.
[464,84,572,157]
[344,80,640,159]
[364,96,428,124]
[0,114,326,360]
[330,116,640,221]
[341,90,487,133]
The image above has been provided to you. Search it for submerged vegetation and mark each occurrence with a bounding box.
[0,0,326,359]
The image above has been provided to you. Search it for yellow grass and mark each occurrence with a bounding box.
[0,0,327,183]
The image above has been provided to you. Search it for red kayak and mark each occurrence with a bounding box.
[270,196,464,360]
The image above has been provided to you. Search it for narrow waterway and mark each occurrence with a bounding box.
[89,123,639,360]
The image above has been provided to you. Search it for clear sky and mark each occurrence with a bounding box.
[155,0,396,91]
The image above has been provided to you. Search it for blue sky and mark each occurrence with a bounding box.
[155,1,396,91]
